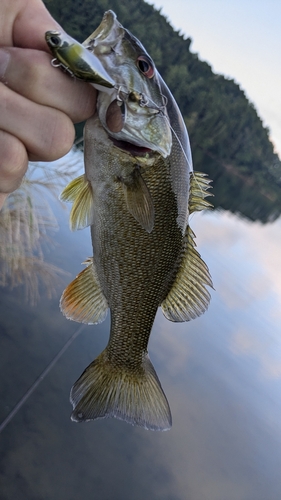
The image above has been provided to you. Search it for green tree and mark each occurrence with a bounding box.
[43,0,281,222]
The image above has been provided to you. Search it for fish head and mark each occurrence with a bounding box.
[83,10,172,158]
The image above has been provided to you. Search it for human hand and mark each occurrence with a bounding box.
[0,0,97,208]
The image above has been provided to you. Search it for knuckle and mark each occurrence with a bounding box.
[71,84,97,123]
[29,112,75,161]
[0,132,28,193]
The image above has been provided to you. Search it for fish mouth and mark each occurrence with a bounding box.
[110,137,153,157]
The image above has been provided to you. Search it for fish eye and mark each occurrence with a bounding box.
[137,56,154,78]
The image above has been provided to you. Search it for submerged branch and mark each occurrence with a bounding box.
[0,148,84,304]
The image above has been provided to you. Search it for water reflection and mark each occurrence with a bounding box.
[193,149,281,223]
[193,211,281,378]
[0,150,83,304]
[1,154,281,499]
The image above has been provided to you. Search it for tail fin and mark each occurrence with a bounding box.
[70,350,171,431]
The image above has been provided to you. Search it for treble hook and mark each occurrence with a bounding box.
[51,58,75,77]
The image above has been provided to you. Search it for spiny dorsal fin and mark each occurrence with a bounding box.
[189,171,213,214]
[60,258,108,324]
[121,167,154,233]
[161,226,213,322]
[60,174,94,230]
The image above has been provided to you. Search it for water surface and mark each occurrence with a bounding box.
[0,154,281,500]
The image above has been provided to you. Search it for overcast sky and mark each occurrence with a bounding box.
[146,0,281,156]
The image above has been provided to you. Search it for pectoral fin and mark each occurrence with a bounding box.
[121,167,154,233]
[60,258,108,324]
[60,174,94,230]
[161,226,213,322]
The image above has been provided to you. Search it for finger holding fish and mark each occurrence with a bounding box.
[0,130,27,205]
[0,47,97,123]
[0,0,99,206]
[0,79,76,162]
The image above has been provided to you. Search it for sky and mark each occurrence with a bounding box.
[146,0,281,156]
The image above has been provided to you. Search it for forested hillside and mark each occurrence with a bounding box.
[43,0,281,222]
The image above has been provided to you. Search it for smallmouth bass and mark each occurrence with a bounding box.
[56,11,213,431]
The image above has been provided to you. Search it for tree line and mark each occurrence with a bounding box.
[43,0,281,222]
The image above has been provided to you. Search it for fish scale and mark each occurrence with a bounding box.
[90,132,182,369]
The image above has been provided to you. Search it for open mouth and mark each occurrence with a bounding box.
[110,137,153,156]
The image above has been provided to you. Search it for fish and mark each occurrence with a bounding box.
[57,10,213,431]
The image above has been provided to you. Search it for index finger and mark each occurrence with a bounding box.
[1,0,61,50]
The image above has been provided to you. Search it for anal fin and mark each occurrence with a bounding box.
[161,226,213,322]
[60,258,108,324]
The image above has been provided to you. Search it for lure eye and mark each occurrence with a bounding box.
[137,56,154,78]
[49,35,61,47]
[46,31,62,47]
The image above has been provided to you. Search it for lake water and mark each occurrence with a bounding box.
[1,151,281,500]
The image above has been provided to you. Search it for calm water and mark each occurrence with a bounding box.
[1,152,281,500]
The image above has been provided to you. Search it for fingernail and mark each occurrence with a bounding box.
[0,49,10,79]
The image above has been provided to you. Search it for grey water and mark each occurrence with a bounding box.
[1,151,281,500]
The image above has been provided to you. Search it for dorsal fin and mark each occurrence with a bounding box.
[60,174,94,230]
[161,226,213,322]
[60,258,108,324]
[189,171,213,214]
[121,167,154,233]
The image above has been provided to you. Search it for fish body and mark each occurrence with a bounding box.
[59,11,212,430]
